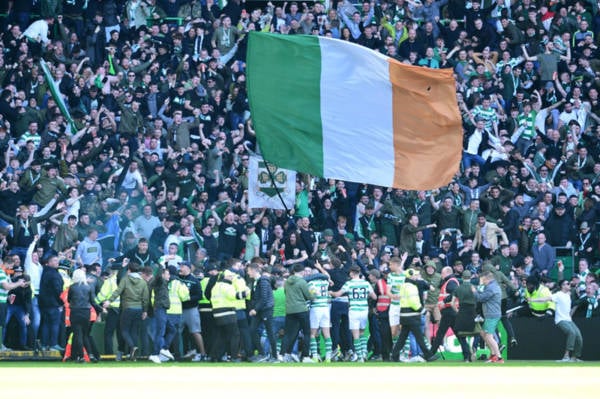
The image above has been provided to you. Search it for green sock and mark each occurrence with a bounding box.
[325,337,332,357]
[353,338,360,356]
[403,339,411,357]
[310,337,318,357]
[360,336,367,359]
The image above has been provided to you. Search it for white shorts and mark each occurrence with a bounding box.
[310,306,331,329]
[348,309,368,331]
[389,304,401,327]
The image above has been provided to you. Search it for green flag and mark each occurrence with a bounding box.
[40,59,77,132]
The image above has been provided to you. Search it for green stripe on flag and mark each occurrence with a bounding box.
[247,33,324,176]
[40,59,76,132]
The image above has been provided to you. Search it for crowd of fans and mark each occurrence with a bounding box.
[0,0,599,363]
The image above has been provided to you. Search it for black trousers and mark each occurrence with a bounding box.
[211,313,240,361]
[103,307,124,354]
[501,298,516,340]
[70,308,92,360]
[236,310,252,359]
[249,308,277,357]
[432,308,471,359]
[377,313,392,360]
[431,308,457,350]
[200,310,215,355]
[330,301,352,352]
[391,315,433,360]
[282,311,310,358]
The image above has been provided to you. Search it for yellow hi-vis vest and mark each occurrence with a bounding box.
[525,285,556,314]
[232,274,248,310]
[166,279,190,315]
[399,282,422,316]
[199,277,210,306]
[211,279,238,322]
[211,281,237,309]
[96,274,120,309]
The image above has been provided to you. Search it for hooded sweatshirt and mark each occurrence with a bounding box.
[284,274,312,314]
[109,272,149,311]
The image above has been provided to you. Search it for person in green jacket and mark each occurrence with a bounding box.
[32,163,67,207]
[281,263,313,363]
[400,214,436,258]
[103,261,149,361]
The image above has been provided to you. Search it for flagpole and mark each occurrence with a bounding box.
[259,153,292,216]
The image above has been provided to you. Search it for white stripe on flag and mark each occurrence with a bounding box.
[319,37,395,187]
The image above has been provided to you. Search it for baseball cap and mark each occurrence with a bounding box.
[204,263,218,272]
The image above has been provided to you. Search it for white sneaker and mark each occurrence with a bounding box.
[290,353,300,363]
[302,357,314,363]
[349,352,358,362]
[149,355,161,364]
[191,354,204,362]
[184,349,197,359]
[311,354,321,363]
[159,354,170,362]
[160,349,175,361]
[408,355,426,363]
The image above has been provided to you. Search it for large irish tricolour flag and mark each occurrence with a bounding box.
[246,32,463,190]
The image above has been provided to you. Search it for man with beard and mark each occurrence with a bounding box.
[111,238,158,282]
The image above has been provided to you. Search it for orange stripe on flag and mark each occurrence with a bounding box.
[388,60,463,190]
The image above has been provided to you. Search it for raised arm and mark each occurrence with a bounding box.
[520,44,537,61]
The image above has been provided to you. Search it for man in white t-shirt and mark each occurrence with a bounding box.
[552,279,583,362]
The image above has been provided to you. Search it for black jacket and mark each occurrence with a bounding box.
[39,267,64,309]
[68,283,101,312]
[152,274,170,311]
[502,208,521,243]
[544,213,575,247]
[179,273,202,310]
[7,275,32,311]
[249,275,274,312]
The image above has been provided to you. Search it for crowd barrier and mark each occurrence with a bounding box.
[507,317,600,361]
